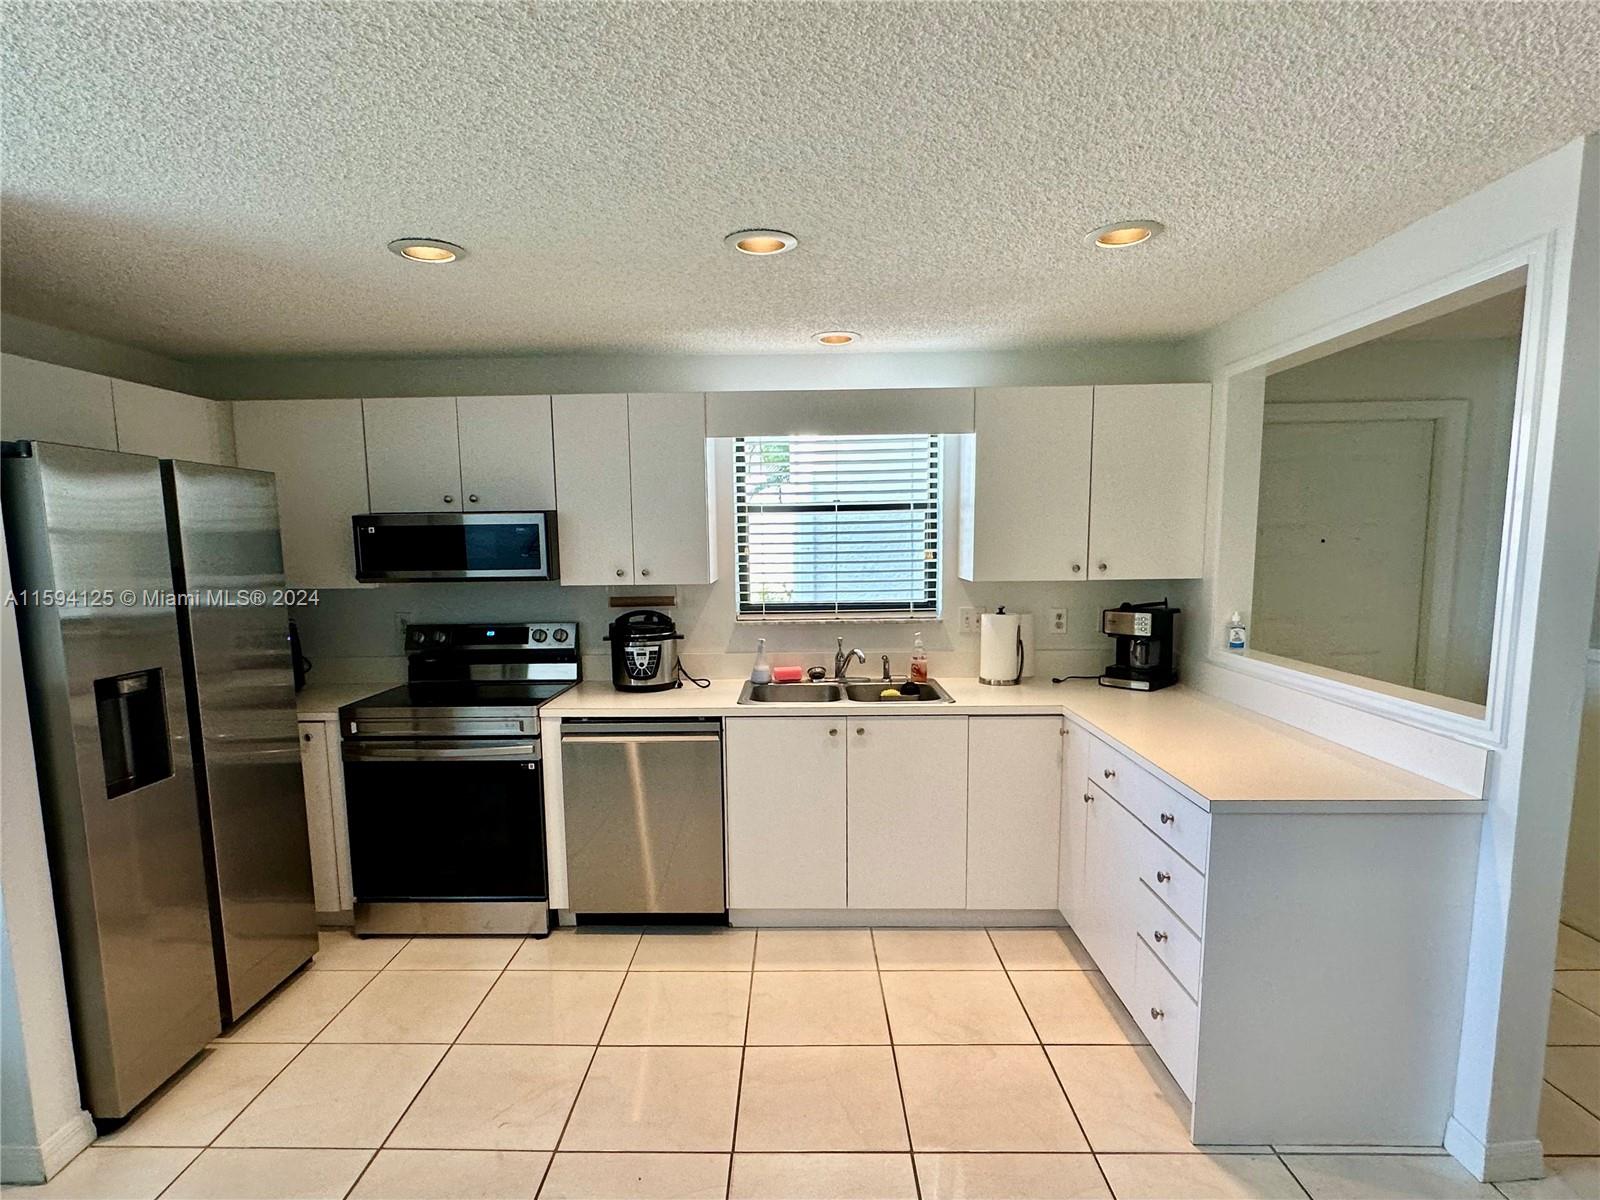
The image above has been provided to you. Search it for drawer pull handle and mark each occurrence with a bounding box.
[1160,812,1175,824]
[1155,870,1171,883]
[1103,768,1116,780]
[829,728,838,737]
[1083,792,1094,804]
[856,727,865,736]
[1150,1007,1164,1020]
[1153,930,1168,943]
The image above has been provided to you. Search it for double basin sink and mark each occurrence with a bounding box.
[738,678,955,705]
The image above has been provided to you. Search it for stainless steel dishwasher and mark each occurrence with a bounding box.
[560,718,725,916]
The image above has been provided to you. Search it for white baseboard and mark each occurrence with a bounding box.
[1,1108,95,1185]
[1444,1116,1544,1183]
[728,909,1064,928]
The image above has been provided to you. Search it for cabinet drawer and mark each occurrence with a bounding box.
[1135,829,1206,934]
[1133,936,1199,1099]
[1088,739,1209,871]
[1134,881,1200,1000]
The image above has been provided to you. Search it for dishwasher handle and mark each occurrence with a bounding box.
[561,719,721,740]
[562,734,721,746]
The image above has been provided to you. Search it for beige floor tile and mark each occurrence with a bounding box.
[990,927,1098,970]
[219,970,374,1043]
[1012,970,1146,1045]
[349,1149,549,1199]
[310,931,408,971]
[731,1153,917,1199]
[458,971,623,1044]
[873,929,1002,970]
[95,1044,299,1147]
[898,1045,1088,1152]
[1540,1083,1600,1154]
[735,1046,909,1151]
[746,972,890,1045]
[537,1153,729,1199]
[1549,993,1600,1046]
[601,972,750,1045]
[314,970,497,1043]
[629,929,757,970]
[387,936,523,971]
[215,1042,444,1148]
[387,1044,593,1151]
[1280,1153,1498,1198]
[1556,927,1600,971]
[1545,1046,1600,1115]
[507,929,641,971]
[916,1153,1110,1199]
[1553,971,1600,1014]
[160,1148,373,1199]
[0,1147,198,1199]
[1098,1152,1307,1199]
[560,1047,742,1152]
[1046,1044,1192,1152]
[1496,1157,1600,1199]
[754,929,878,971]
[881,971,1037,1044]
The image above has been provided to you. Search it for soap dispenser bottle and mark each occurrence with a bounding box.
[1226,612,1247,652]
[909,631,929,683]
[750,637,773,684]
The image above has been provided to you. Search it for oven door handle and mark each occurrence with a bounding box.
[343,742,540,762]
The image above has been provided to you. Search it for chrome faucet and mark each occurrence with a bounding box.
[834,637,867,681]
[881,654,893,681]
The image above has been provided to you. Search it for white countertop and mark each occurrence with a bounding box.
[295,681,389,722]
[544,678,1481,811]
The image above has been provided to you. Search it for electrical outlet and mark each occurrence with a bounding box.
[1048,607,1067,635]
[394,611,414,641]
[959,606,978,634]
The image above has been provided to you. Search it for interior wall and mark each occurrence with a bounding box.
[0,313,199,396]
[1260,336,1521,703]
[1563,607,1600,939]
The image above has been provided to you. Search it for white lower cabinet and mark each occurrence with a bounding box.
[298,718,352,917]
[725,718,847,909]
[1057,719,1091,924]
[1076,781,1143,997]
[1133,935,1199,1095]
[847,717,968,909]
[967,716,1062,909]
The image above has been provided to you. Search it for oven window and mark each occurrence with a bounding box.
[356,520,546,576]
[344,758,546,901]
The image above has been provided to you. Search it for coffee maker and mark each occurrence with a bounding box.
[1100,600,1180,691]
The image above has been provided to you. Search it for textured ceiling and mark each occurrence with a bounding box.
[2,1,1597,359]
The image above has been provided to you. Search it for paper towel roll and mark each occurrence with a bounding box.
[979,611,1035,684]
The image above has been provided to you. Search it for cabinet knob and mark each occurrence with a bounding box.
[468,494,479,503]
[829,728,838,737]
[1071,563,1082,574]
[303,732,312,742]
[1103,767,1116,780]
[444,494,454,503]
[1160,812,1175,825]
[1150,1007,1165,1020]
[1083,792,1093,803]
[856,727,865,736]
[1153,930,1168,943]
[1155,870,1171,883]
[615,568,626,578]
[640,568,650,577]
[1097,562,1108,573]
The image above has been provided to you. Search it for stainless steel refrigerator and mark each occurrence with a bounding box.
[2,441,315,1119]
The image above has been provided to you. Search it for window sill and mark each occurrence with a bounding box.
[736,613,943,625]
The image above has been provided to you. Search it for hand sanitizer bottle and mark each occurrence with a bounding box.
[750,637,773,684]
[1226,612,1247,652]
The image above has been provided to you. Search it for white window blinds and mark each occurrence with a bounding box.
[734,434,942,620]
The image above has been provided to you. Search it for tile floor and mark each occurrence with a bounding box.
[5,925,1597,1199]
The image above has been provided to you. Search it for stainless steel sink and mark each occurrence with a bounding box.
[844,679,954,703]
[739,682,844,703]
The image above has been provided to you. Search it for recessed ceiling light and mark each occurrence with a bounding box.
[1085,220,1164,248]
[725,229,798,255]
[388,237,466,263]
[814,330,859,346]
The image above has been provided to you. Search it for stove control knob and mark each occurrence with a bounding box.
[552,628,570,643]
[432,631,448,644]
[530,628,548,643]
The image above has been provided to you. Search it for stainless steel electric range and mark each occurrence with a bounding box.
[338,622,579,936]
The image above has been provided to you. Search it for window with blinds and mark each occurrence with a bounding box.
[734,434,942,620]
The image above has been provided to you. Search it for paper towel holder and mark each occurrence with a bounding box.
[978,606,1029,686]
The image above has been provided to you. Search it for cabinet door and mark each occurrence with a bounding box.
[967,716,1063,909]
[0,354,117,449]
[297,722,341,914]
[847,717,968,909]
[457,395,556,511]
[234,399,371,588]
[112,380,235,465]
[1088,384,1211,580]
[552,394,635,584]
[1058,720,1092,924]
[1079,785,1140,995]
[363,397,462,511]
[627,393,716,584]
[960,386,1092,581]
[726,719,847,909]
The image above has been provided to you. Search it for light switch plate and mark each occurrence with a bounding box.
[959,606,978,634]
[1048,607,1067,634]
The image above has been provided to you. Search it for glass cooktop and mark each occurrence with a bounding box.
[347,681,576,711]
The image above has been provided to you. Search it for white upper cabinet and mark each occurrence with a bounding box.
[627,393,717,585]
[960,386,1092,581]
[111,380,235,465]
[363,397,462,511]
[0,354,117,450]
[1088,383,1211,580]
[457,395,556,510]
[552,392,716,587]
[234,399,371,588]
[552,393,635,584]
[967,716,1063,910]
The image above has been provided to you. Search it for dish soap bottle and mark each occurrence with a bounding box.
[909,631,929,682]
[1226,612,1247,652]
[750,637,773,684]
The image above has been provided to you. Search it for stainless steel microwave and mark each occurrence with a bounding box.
[352,512,558,582]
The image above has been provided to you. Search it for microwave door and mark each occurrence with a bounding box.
[353,512,556,581]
